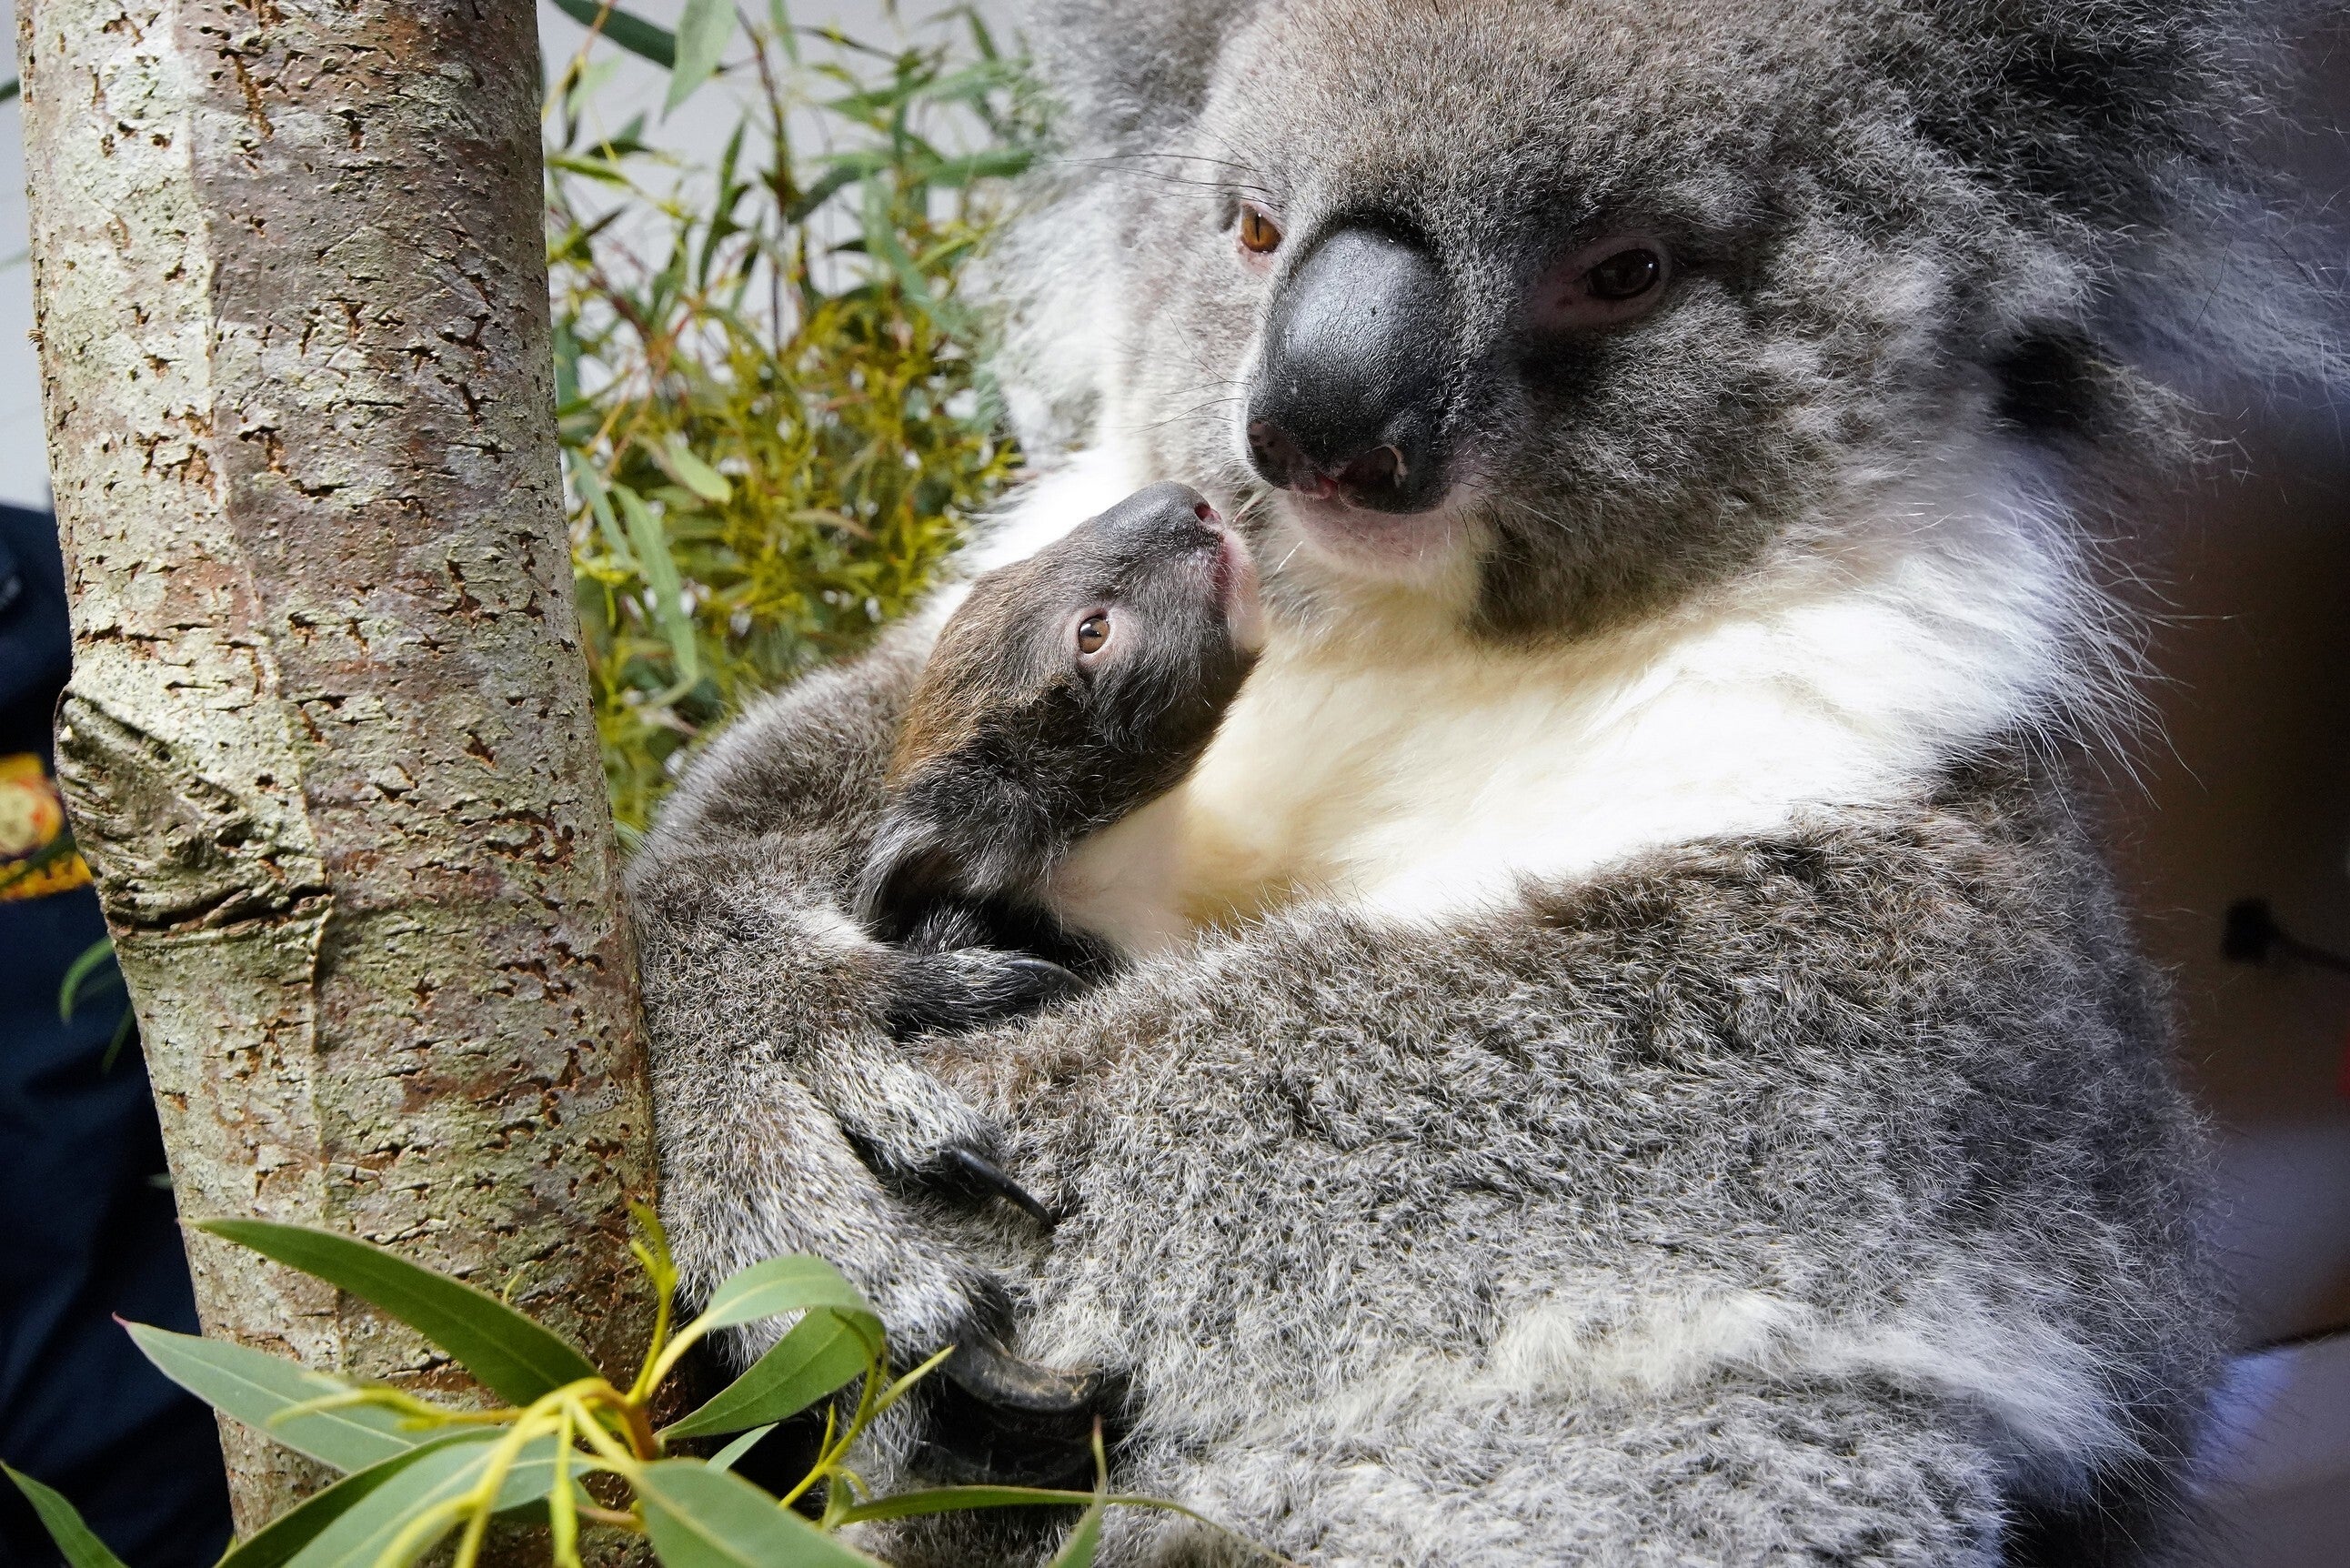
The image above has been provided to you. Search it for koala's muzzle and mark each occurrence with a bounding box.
[1247,226,1455,514]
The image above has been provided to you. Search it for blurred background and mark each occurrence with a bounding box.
[0,3,2342,1564]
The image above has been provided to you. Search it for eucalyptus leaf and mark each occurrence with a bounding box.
[636,1460,880,1566]
[57,936,120,1021]
[1048,1503,1105,1568]
[661,434,735,503]
[695,1254,879,1333]
[662,1308,868,1439]
[666,0,738,114]
[279,1435,562,1568]
[548,0,677,69]
[833,1484,1100,1524]
[193,1220,601,1406]
[213,1434,488,1568]
[2,1465,126,1568]
[125,1321,427,1473]
[706,1424,777,1473]
[614,484,704,691]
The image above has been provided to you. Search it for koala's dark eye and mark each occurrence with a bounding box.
[1238,204,1283,257]
[1586,246,1662,301]
[1530,235,1675,331]
[1075,612,1112,658]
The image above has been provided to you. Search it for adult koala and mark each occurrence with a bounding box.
[632,1,2329,1562]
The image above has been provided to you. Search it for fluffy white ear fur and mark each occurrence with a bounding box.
[972,441,2086,950]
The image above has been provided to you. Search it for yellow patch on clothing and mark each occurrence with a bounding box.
[0,752,93,900]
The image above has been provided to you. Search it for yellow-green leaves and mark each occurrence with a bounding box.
[191,1220,601,1406]
[549,7,1036,829]
[15,1221,1267,1568]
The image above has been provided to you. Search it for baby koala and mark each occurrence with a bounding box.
[859,480,1260,1030]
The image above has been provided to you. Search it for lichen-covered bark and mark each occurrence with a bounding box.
[16,0,658,1528]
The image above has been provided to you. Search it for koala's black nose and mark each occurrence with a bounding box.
[1246,226,1454,514]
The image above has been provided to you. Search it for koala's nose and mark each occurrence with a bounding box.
[1246,226,1454,514]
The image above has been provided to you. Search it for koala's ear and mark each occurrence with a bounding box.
[1019,0,1253,148]
[855,814,968,943]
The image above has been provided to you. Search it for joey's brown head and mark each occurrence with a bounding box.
[859,481,1261,940]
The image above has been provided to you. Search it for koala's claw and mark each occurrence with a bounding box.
[939,1145,1059,1228]
[912,1340,1116,1490]
[885,949,1084,1039]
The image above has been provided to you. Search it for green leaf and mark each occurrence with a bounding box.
[613,484,704,693]
[666,0,738,114]
[661,1310,868,1439]
[660,434,734,504]
[1049,1502,1104,1568]
[124,1322,427,1473]
[0,78,19,106]
[193,1220,601,1406]
[833,1485,1100,1525]
[694,1255,879,1333]
[214,1435,487,1568]
[636,1461,880,1566]
[279,1436,562,1568]
[58,936,120,1021]
[705,1425,776,1474]
[3,1465,127,1568]
[547,0,677,69]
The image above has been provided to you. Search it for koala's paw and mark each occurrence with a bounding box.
[909,1339,1124,1491]
[883,947,1082,1040]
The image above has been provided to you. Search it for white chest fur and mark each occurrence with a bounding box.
[979,445,2085,950]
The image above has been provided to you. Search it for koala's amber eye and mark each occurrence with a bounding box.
[1238,204,1282,256]
[1076,612,1112,657]
[1587,246,1663,301]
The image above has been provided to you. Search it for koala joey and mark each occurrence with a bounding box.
[858,479,1261,1013]
[629,1,2337,1563]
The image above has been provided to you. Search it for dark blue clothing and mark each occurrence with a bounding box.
[0,503,233,1568]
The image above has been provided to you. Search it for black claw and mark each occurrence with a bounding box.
[1001,956,1082,1004]
[941,1145,1058,1228]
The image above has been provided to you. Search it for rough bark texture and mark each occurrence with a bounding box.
[16,0,658,1530]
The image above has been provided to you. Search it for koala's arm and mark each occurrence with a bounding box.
[628,625,1054,1352]
[911,762,2210,1563]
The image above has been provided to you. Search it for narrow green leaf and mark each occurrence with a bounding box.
[547,0,677,69]
[613,484,704,691]
[661,1310,867,1439]
[705,1424,776,1475]
[695,1255,878,1333]
[666,0,738,113]
[636,1461,880,1567]
[58,936,120,1021]
[660,434,734,503]
[1048,1503,1105,1568]
[125,1322,426,1473]
[567,454,637,570]
[281,1436,561,1568]
[834,1484,1096,1524]
[214,1435,486,1568]
[0,78,19,106]
[2,1465,127,1568]
[193,1220,600,1406]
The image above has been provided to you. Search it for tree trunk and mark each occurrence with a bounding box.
[15,0,658,1532]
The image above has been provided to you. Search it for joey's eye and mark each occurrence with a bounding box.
[1075,612,1112,658]
[1586,246,1662,301]
[1238,204,1282,256]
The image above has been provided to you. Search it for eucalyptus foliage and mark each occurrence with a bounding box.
[547,1,1042,830]
[5,1213,1174,1567]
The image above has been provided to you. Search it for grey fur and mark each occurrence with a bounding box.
[628,3,2327,1562]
